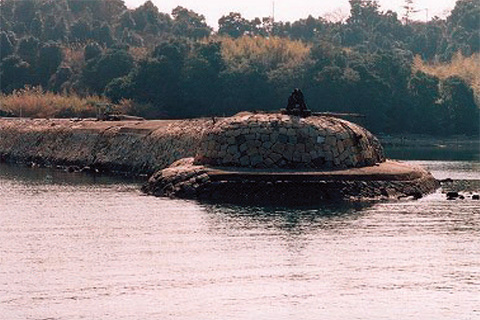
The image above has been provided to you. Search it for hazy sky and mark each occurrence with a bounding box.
[123,0,457,28]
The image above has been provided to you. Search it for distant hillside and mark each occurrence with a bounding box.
[0,0,479,135]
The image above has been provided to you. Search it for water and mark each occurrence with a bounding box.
[1,146,479,320]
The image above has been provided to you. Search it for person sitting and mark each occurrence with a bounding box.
[286,88,308,113]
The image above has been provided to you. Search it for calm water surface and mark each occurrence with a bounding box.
[1,147,479,320]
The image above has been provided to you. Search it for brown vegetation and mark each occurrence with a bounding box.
[413,53,480,103]
[221,36,311,71]
[0,87,108,118]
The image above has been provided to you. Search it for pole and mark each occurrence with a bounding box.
[272,1,275,21]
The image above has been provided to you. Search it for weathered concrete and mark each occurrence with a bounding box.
[0,117,211,175]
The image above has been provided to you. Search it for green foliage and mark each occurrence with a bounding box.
[37,42,63,87]
[171,6,212,39]
[0,55,33,93]
[0,31,14,59]
[218,13,251,38]
[0,0,478,135]
[83,49,134,93]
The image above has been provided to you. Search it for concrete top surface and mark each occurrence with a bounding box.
[198,161,428,182]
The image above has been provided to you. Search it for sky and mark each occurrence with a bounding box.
[123,0,457,28]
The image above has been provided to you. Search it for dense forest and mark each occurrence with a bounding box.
[0,0,479,135]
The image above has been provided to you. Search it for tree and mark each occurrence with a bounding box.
[37,42,63,87]
[82,49,134,93]
[70,19,92,42]
[440,76,479,134]
[0,31,14,59]
[131,0,171,33]
[17,36,40,65]
[218,13,251,38]
[171,6,211,39]
[92,22,115,46]
[84,42,103,61]
[0,55,32,93]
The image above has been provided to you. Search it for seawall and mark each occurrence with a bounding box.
[0,118,212,175]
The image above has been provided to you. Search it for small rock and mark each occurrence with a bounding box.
[446,191,459,198]
[472,195,480,200]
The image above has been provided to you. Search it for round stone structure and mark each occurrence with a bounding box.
[144,112,439,204]
[195,113,385,169]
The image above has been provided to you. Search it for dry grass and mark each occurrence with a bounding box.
[221,36,311,71]
[413,52,480,103]
[0,87,110,118]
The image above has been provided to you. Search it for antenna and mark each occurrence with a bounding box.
[272,1,275,21]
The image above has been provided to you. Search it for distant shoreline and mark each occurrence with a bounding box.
[378,134,479,148]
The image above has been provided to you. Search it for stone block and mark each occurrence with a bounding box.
[270,133,279,142]
[272,142,285,154]
[301,153,312,163]
[293,153,302,162]
[239,143,248,153]
[223,154,234,164]
[278,134,289,143]
[325,136,336,146]
[295,144,305,153]
[338,140,345,153]
[283,149,294,161]
[247,147,259,156]
[235,134,246,145]
[265,158,275,167]
[270,153,282,163]
[250,155,263,166]
[227,145,238,154]
[240,155,250,166]
[333,148,339,157]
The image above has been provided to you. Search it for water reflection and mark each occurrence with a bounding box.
[384,143,479,161]
[0,162,144,187]
[1,159,480,320]
[200,201,372,235]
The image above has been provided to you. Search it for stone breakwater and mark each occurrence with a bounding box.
[143,158,439,204]
[196,113,385,169]
[0,118,211,175]
[144,113,439,203]
[0,114,439,204]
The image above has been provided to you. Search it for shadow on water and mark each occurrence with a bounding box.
[199,200,374,234]
[0,162,144,187]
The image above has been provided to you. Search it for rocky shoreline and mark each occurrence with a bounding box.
[143,158,439,204]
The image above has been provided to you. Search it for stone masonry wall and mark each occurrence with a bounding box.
[196,113,385,169]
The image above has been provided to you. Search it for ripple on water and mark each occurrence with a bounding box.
[0,161,479,320]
